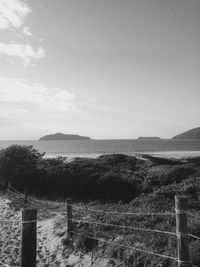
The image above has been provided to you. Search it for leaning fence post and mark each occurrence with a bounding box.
[66,198,72,237]
[175,195,192,267]
[21,208,37,267]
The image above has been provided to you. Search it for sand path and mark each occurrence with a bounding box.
[0,195,66,266]
[0,196,21,266]
[0,195,109,267]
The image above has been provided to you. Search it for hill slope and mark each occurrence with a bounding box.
[39,133,91,140]
[172,127,200,139]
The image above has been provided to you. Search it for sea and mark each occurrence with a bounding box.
[0,139,200,159]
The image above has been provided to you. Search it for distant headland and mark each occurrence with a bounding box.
[172,127,200,139]
[39,133,91,141]
[137,137,161,140]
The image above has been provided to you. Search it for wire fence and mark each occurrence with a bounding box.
[2,185,200,267]
[69,203,177,216]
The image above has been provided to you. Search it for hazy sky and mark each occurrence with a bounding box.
[0,0,200,139]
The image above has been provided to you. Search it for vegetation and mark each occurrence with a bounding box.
[1,145,200,202]
[1,145,200,266]
[0,145,44,190]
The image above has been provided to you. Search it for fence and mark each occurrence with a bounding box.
[1,185,200,267]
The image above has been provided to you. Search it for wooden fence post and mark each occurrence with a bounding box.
[175,195,192,267]
[21,208,37,267]
[66,198,72,237]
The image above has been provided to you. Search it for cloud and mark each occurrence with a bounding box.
[0,76,76,111]
[0,42,45,65]
[23,26,32,36]
[0,0,31,29]
[16,108,28,112]
[0,14,9,28]
[0,0,46,65]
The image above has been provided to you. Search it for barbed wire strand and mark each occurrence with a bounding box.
[9,188,176,237]
[11,184,198,219]
[0,260,10,267]
[9,186,62,207]
[9,185,176,217]
[70,230,177,262]
[9,185,25,198]
[8,185,200,242]
[71,231,199,267]
[9,188,53,213]
[188,233,200,241]
[6,185,200,267]
[71,218,177,236]
[9,186,62,215]
[69,203,176,216]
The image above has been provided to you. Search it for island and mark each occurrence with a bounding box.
[39,133,91,141]
[137,137,161,140]
[172,127,200,139]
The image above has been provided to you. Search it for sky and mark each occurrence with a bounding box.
[0,0,200,140]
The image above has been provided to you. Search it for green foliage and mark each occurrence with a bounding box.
[0,145,44,189]
[1,145,200,203]
[144,165,196,187]
[2,145,200,266]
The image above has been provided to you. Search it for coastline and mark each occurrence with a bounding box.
[43,150,200,160]
[1,139,200,160]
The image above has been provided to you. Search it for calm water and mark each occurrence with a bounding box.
[0,139,200,159]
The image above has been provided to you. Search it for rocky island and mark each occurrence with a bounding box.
[172,127,200,139]
[39,133,91,140]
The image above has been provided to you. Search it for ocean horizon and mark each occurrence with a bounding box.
[1,139,200,159]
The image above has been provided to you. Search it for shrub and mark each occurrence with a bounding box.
[0,145,44,190]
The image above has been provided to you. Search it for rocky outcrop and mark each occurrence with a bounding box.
[39,133,91,141]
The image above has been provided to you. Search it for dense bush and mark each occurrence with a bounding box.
[0,145,43,190]
[1,145,200,203]
[144,165,196,187]
[0,145,142,201]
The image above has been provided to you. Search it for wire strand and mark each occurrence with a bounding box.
[9,186,62,215]
[70,230,177,262]
[10,188,52,212]
[188,233,200,241]
[70,203,176,216]
[10,185,176,217]
[7,184,199,267]
[0,260,10,267]
[71,218,177,236]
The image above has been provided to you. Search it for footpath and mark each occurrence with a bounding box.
[0,195,109,267]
